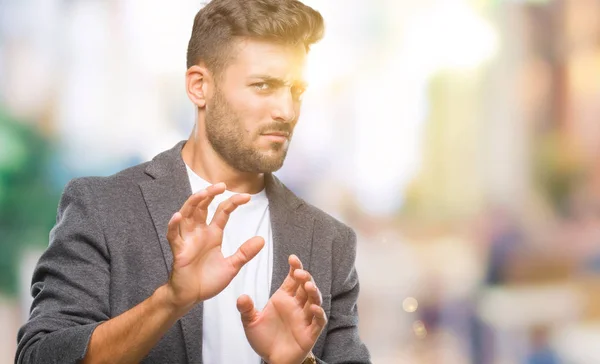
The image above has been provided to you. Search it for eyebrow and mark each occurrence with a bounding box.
[249,75,308,89]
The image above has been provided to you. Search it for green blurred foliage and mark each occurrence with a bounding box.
[0,109,60,296]
[533,131,585,215]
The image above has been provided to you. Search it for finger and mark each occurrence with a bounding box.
[209,193,251,230]
[193,183,227,224]
[295,281,309,307]
[290,254,304,270]
[301,280,322,325]
[166,212,184,252]
[309,304,328,339]
[303,281,323,307]
[179,191,207,218]
[179,191,208,233]
[280,255,304,294]
[237,294,258,326]
[293,269,312,306]
[226,236,265,272]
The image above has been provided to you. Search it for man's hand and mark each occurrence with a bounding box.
[165,182,265,312]
[236,255,327,364]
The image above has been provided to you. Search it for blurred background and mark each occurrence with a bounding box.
[1,0,600,362]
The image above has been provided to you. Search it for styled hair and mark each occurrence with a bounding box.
[186,0,324,72]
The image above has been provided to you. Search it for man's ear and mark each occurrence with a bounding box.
[186,64,212,108]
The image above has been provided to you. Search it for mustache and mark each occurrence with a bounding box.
[257,124,293,135]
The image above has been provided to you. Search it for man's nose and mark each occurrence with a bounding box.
[271,89,296,122]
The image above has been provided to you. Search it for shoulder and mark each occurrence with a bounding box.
[60,161,152,207]
[278,181,356,244]
[301,200,354,237]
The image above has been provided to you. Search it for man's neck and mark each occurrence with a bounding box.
[181,132,265,195]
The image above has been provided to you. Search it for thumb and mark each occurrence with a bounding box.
[227,236,265,272]
[237,294,258,326]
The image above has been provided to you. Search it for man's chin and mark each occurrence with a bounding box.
[231,151,286,173]
[256,159,286,173]
[252,152,288,173]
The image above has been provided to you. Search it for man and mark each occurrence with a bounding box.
[16,0,371,363]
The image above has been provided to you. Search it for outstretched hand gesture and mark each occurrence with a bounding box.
[237,255,327,364]
[165,183,265,312]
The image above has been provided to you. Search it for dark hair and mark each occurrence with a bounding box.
[186,0,324,72]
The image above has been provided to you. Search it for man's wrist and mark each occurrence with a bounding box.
[154,284,193,318]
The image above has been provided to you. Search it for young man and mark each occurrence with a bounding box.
[16,0,371,363]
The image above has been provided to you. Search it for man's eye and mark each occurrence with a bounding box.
[253,83,270,91]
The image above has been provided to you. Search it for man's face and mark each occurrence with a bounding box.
[204,39,307,173]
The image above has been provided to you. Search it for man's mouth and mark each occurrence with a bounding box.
[262,131,289,138]
[261,132,289,143]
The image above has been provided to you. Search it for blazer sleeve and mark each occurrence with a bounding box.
[318,226,371,363]
[16,178,111,364]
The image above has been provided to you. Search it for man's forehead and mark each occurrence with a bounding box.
[226,39,307,81]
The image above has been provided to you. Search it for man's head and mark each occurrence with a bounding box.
[185,0,324,173]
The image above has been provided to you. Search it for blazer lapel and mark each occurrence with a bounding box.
[139,140,204,364]
[265,174,315,296]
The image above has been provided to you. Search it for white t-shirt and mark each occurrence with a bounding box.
[185,165,273,364]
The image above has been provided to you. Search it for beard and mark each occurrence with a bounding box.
[205,87,292,173]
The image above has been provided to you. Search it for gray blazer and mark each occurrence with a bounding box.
[16,141,371,364]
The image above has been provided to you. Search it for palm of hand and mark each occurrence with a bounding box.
[243,289,316,362]
[238,256,327,364]
[171,226,236,303]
